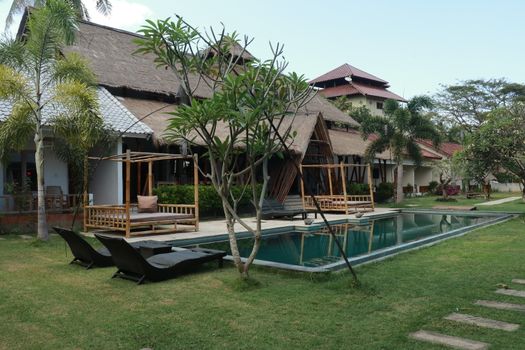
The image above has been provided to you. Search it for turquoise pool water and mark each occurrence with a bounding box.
[191,212,505,270]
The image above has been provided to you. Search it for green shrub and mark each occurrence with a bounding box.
[154,184,262,218]
[347,183,369,195]
[375,182,394,203]
[428,181,439,194]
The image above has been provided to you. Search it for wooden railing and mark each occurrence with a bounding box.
[303,194,374,214]
[0,194,85,214]
[84,205,128,231]
[158,203,196,216]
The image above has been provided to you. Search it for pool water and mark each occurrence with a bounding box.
[192,212,502,270]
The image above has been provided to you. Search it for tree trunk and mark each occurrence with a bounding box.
[396,164,404,203]
[34,127,48,240]
[522,184,525,203]
[223,201,243,274]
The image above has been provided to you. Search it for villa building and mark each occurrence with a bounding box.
[310,63,406,116]
[0,16,460,219]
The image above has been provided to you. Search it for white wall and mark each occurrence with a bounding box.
[44,148,69,195]
[492,183,523,193]
[401,165,415,186]
[89,140,123,205]
[415,166,433,189]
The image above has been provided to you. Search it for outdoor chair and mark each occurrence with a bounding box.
[95,234,226,285]
[53,227,115,269]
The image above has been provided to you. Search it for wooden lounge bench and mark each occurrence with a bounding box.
[262,198,309,220]
[466,192,483,199]
[95,234,226,284]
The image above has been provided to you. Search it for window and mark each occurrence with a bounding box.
[376,102,383,110]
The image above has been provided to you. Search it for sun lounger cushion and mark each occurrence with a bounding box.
[147,250,207,267]
[137,195,158,213]
[129,212,193,223]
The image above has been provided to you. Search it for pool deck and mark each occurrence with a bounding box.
[85,207,400,243]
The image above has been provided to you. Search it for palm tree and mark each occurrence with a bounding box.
[0,0,100,240]
[5,0,111,29]
[361,97,441,203]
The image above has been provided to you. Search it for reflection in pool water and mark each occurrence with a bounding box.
[195,213,494,268]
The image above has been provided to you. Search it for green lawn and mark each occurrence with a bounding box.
[1,216,525,349]
[378,191,525,213]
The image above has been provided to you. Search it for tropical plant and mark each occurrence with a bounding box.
[332,96,374,124]
[0,0,100,240]
[458,102,525,201]
[434,79,525,132]
[5,0,111,29]
[135,17,312,279]
[432,158,461,200]
[361,96,441,203]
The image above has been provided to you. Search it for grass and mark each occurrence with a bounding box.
[378,191,525,213]
[1,216,525,349]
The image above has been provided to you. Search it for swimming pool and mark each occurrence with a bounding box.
[174,211,511,272]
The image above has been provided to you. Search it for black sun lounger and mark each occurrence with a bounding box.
[95,234,226,285]
[53,227,115,269]
[53,227,148,269]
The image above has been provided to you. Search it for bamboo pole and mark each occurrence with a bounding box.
[137,161,141,195]
[83,156,88,233]
[299,164,306,209]
[125,149,131,238]
[367,163,375,210]
[148,161,153,196]
[328,167,333,196]
[340,162,348,214]
[193,154,199,231]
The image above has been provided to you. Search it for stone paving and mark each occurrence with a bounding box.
[82,207,399,243]
[477,196,521,206]
[410,278,525,348]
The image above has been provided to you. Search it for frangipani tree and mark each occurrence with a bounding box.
[0,0,100,240]
[361,97,441,203]
[458,103,525,201]
[135,17,312,278]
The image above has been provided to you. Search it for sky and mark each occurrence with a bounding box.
[1,0,524,98]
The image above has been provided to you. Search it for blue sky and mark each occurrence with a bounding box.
[1,0,524,98]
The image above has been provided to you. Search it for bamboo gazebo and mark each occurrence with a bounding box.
[84,151,199,237]
[300,163,375,214]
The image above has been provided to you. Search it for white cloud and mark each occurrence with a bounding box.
[84,0,153,31]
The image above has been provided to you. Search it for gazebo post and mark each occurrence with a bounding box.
[137,162,141,195]
[299,164,305,209]
[148,161,153,196]
[328,165,333,196]
[193,154,199,231]
[367,163,375,210]
[125,150,131,238]
[340,162,348,214]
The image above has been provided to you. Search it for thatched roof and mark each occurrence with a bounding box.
[118,97,176,143]
[181,113,319,156]
[300,93,359,127]
[329,129,391,159]
[64,21,213,99]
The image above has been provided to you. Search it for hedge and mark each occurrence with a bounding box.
[153,184,262,218]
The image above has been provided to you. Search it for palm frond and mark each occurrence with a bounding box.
[406,140,423,166]
[0,101,35,163]
[52,52,96,86]
[25,0,78,63]
[364,137,390,164]
[53,80,99,118]
[96,0,112,15]
[0,37,28,71]
[359,115,389,139]
[0,65,33,102]
[4,0,34,30]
